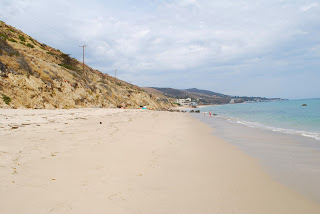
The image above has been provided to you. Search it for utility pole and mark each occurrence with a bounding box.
[79,45,87,76]
[114,69,117,78]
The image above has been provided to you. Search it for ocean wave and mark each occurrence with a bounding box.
[216,115,320,141]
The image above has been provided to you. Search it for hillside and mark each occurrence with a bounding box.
[0,21,174,110]
[184,88,228,98]
[149,87,281,105]
[150,87,233,104]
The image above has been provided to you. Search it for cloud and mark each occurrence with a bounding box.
[301,2,319,12]
[1,0,320,98]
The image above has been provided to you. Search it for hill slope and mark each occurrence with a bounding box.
[149,87,281,105]
[0,21,173,110]
[150,87,233,104]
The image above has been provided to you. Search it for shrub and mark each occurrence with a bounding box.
[58,63,73,70]
[8,38,17,43]
[20,41,26,46]
[0,33,8,40]
[2,94,11,105]
[8,51,19,57]
[17,55,32,75]
[26,43,34,48]
[46,51,56,55]
[19,35,25,42]
[29,37,36,45]
[59,53,78,71]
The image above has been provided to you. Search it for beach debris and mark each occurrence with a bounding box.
[100,122,102,124]
[195,110,200,113]
[302,104,307,106]
[190,110,194,113]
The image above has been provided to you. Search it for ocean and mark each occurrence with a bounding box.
[192,98,320,202]
[200,98,320,141]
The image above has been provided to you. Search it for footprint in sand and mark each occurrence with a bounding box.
[107,192,126,201]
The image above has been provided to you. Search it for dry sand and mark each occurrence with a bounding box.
[0,108,319,214]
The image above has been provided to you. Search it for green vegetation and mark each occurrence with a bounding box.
[20,41,26,46]
[26,43,34,48]
[8,38,17,43]
[29,37,36,45]
[19,35,26,42]
[8,51,19,57]
[58,53,78,71]
[0,33,8,40]
[58,63,73,70]
[46,51,56,55]
[2,94,11,105]
[8,29,15,32]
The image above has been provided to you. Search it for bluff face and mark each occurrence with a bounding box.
[0,21,173,110]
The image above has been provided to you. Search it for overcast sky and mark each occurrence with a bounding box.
[1,0,320,99]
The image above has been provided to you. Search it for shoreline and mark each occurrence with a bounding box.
[1,108,319,213]
[193,113,320,203]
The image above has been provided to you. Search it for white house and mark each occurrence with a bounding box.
[176,98,196,106]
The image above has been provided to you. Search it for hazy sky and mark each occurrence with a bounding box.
[1,0,320,99]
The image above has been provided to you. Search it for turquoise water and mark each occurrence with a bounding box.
[200,98,320,141]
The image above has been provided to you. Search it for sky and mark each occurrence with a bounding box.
[1,0,320,99]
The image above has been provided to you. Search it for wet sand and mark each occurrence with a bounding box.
[194,113,320,202]
[0,108,320,214]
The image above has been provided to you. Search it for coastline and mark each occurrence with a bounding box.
[193,113,320,203]
[0,108,319,213]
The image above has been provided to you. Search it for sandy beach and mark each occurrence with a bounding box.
[1,108,320,214]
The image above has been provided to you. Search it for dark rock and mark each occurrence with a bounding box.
[302,104,307,106]
[0,61,8,77]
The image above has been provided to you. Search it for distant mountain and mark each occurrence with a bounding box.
[151,88,190,99]
[0,21,174,109]
[183,88,228,97]
[148,87,282,105]
[150,87,233,104]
